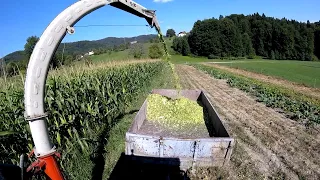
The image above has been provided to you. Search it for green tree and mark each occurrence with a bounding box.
[51,53,62,68]
[239,18,250,34]
[188,18,222,57]
[219,18,243,57]
[130,43,144,59]
[148,44,163,59]
[5,62,19,76]
[270,50,275,60]
[24,36,39,58]
[242,33,255,56]
[188,13,320,61]
[172,37,190,56]
[251,20,266,57]
[150,38,160,43]
[314,27,320,59]
[166,29,176,37]
[172,37,181,53]
[180,37,190,56]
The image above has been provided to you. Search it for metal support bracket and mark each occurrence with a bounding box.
[25,113,48,122]
[66,26,75,35]
[26,149,61,174]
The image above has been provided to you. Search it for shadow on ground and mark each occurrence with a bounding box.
[108,153,189,180]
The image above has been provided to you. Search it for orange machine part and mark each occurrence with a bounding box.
[39,155,64,180]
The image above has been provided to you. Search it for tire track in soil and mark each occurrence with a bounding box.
[176,65,320,180]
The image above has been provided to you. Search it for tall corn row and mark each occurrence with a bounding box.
[0,61,165,164]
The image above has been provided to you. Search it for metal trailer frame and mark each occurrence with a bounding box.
[125,89,235,170]
[22,0,162,179]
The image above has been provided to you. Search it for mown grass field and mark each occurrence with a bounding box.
[89,42,156,62]
[217,60,320,88]
[169,55,216,64]
[89,51,129,62]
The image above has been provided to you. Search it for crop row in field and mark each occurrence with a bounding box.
[193,64,320,125]
[0,61,166,170]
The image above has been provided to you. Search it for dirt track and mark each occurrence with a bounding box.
[203,63,320,101]
[176,65,320,180]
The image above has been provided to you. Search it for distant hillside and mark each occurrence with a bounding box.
[3,51,27,63]
[56,34,157,54]
[3,34,157,62]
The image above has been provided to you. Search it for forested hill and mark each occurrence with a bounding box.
[3,34,156,62]
[56,34,157,54]
[186,13,320,61]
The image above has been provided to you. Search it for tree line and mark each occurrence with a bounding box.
[171,13,320,61]
[0,36,81,77]
[0,37,132,77]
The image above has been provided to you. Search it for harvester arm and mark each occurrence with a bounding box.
[23,0,161,179]
[109,0,161,33]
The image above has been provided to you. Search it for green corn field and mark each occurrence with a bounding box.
[0,60,166,168]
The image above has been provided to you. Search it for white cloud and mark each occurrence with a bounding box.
[153,0,173,3]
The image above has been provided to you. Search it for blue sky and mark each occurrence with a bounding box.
[1,0,319,57]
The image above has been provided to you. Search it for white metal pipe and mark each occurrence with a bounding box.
[24,0,108,157]
[24,0,159,157]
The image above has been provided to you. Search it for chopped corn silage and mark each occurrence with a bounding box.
[146,94,204,129]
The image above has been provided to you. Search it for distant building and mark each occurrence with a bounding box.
[88,51,94,56]
[130,41,138,44]
[178,31,187,37]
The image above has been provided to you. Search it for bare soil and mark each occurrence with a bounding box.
[176,65,320,180]
[203,63,320,101]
